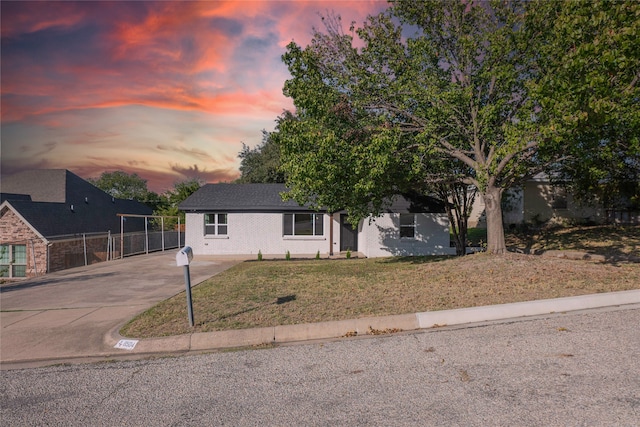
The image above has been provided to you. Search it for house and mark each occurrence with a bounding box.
[1,169,152,278]
[179,183,455,258]
[498,174,619,226]
[466,173,621,229]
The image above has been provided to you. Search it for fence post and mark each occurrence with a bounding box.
[144,217,149,254]
[161,217,165,252]
[120,215,124,259]
[83,233,88,266]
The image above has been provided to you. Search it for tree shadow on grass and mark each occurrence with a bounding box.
[506,225,640,265]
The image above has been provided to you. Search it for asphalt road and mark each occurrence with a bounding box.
[2,306,638,426]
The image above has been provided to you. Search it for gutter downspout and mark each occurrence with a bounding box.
[329,213,334,256]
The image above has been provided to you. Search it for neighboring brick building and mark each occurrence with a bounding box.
[1,169,152,279]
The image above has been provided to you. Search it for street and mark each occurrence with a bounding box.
[2,306,638,426]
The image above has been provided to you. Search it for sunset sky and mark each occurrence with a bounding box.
[1,0,388,193]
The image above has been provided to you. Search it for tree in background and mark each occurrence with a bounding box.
[236,129,285,183]
[154,178,204,229]
[526,0,640,211]
[277,1,638,254]
[88,171,161,210]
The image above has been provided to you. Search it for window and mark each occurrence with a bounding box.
[0,244,27,278]
[283,213,324,236]
[204,213,228,235]
[400,214,416,238]
[551,186,568,209]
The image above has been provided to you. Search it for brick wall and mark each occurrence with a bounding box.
[0,206,48,278]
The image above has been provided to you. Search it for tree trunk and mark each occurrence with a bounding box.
[439,183,472,257]
[447,206,467,256]
[483,185,507,254]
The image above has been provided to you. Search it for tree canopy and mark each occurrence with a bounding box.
[88,171,159,206]
[154,178,203,228]
[236,130,285,184]
[276,0,639,254]
[526,0,640,209]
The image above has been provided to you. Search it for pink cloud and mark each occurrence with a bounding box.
[1,0,388,192]
[0,1,87,38]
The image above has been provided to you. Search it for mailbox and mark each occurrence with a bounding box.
[176,246,193,266]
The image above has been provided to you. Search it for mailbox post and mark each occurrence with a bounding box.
[176,246,194,327]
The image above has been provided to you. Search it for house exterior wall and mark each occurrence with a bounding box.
[358,213,455,258]
[523,182,605,225]
[502,188,524,225]
[185,212,331,257]
[185,211,454,259]
[0,207,47,278]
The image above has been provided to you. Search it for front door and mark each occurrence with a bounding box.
[340,214,358,252]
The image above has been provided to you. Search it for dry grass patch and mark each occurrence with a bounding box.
[121,226,640,339]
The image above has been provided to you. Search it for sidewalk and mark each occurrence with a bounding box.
[2,250,639,370]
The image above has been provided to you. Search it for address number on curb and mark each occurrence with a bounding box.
[114,339,139,350]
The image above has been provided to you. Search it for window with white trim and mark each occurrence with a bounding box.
[204,213,228,235]
[0,244,27,278]
[283,213,324,236]
[400,214,416,238]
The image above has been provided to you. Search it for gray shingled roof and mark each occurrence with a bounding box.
[1,169,68,202]
[179,183,446,214]
[1,169,152,238]
[179,183,317,212]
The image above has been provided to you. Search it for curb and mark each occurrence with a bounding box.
[117,289,640,355]
[415,289,640,328]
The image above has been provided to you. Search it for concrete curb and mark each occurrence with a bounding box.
[114,289,640,355]
[415,289,640,328]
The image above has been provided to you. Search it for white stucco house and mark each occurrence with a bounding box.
[179,183,455,258]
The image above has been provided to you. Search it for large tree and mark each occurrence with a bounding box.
[278,1,638,254]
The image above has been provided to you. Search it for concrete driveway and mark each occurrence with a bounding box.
[1,251,242,366]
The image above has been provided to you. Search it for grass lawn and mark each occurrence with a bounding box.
[120,225,640,338]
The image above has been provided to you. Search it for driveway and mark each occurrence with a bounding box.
[1,251,242,366]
